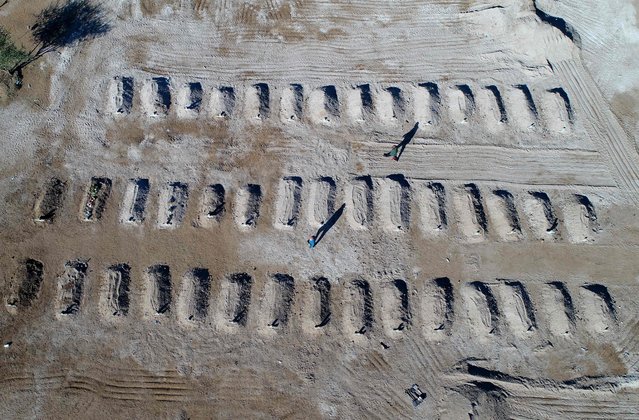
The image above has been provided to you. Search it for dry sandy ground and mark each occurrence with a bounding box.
[1,0,639,418]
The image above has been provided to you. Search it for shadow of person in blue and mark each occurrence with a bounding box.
[314,203,346,246]
[396,122,419,161]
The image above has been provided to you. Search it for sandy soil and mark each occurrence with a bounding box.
[1,0,639,418]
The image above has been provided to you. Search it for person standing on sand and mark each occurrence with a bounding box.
[384,122,419,161]
[308,235,317,249]
[384,145,400,161]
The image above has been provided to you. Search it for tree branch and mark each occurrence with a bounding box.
[9,52,42,75]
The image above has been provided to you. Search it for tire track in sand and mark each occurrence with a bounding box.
[551,59,639,204]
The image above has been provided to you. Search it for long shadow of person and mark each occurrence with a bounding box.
[315,203,346,246]
[396,122,420,161]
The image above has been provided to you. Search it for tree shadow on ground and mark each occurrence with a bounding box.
[10,0,111,74]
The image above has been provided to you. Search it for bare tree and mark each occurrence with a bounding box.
[10,0,110,74]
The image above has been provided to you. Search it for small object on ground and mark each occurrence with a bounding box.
[3,341,12,348]
[380,341,390,349]
[308,235,316,249]
[384,145,400,160]
[406,384,427,406]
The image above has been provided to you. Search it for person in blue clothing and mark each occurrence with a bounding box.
[308,235,317,249]
[384,145,400,161]
[384,122,419,161]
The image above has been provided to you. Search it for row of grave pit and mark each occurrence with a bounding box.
[8,259,618,337]
[110,77,575,132]
[34,176,601,243]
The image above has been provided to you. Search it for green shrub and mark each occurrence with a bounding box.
[0,28,29,72]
